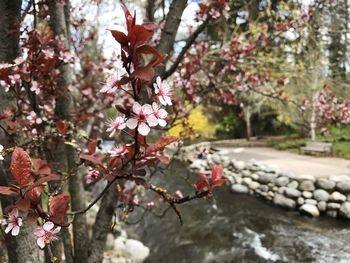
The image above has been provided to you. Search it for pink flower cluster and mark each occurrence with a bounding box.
[1,208,22,236]
[106,77,172,137]
[34,221,61,249]
[1,210,61,248]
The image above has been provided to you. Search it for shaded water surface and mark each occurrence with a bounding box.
[128,162,350,263]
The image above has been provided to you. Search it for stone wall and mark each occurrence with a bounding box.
[187,150,350,220]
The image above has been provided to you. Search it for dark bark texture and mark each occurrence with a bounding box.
[0,1,42,262]
[157,0,188,56]
[48,1,89,262]
[87,186,118,263]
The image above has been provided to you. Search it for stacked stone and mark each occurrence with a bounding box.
[188,153,350,220]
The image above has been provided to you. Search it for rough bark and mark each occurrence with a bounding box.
[0,1,42,262]
[157,0,188,56]
[244,105,252,140]
[145,0,157,22]
[48,1,88,262]
[87,186,118,263]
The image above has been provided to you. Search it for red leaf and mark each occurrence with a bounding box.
[26,187,42,204]
[16,198,31,212]
[145,136,179,155]
[136,45,159,57]
[211,165,223,181]
[122,5,136,32]
[80,153,104,167]
[115,104,129,115]
[27,174,60,192]
[10,147,33,186]
[32,159,51,175]
[88,139,98,155]
[108,157,122,170]
[133,169,146,177]
[131,25,152,47]
[194,173,209,191]
[211,179,228,189]
[133,178,149,188]
[56,120,69,135]
[26,211,39,224]
[132,64,154,81]
[110,30,129,45]
[157,155,170,164]
[50,194,70,224]
[0,186,17,195]
[141,22,158,32]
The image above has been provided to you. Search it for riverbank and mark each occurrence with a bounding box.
[179,142,350,220]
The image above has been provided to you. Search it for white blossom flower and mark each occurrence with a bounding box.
[151,103,167,127]
[126,102,158,136]
[106,116,126,137]
[1,208,22,236]
[153,76,173,106]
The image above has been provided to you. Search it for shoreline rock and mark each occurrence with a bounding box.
[183,145,350,221]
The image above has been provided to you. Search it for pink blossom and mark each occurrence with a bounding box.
[30,81,40,95]
[59,50,74,63]
[100,72,120,94]
[209,8,221,19]
[133,195,140,205]
[85,169,101,184]
[153,76,173,106]
[34,221,61,249]
[27,111,43,125]
[173,190,183,199]
[146,201,155,209]
[151,103,167,127]
[0,80,11,92]
[106,116,126,137]
[9,74,21,85]
[42,49,55,59]
[111,145,129,158]
[126,102,158,136]
[1,208,22,236]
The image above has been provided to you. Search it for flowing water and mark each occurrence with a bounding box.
[126,161,350,263]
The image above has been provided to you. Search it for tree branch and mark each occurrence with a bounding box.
[161,17,211,80]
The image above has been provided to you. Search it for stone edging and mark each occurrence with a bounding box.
[182,146,350,220]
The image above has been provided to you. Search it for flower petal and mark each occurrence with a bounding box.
[5,224,12,234]
[37,237,46,249]
[43,221,54,231]
[126,118,138,129]
[159,96,166,106]
[152,102,158,111]
[146,115,158,127]
[11,225,20,236]
[138,123,150,136]
[156,76,161,87]
[158,109,168,118]
[158,119,167,127]
[34,227,45,237]
[53,226,61,234]
[142,104,153,115]
[132,102,142,114]
[164,96,172,105]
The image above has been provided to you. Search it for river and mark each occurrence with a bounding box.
[126,161,350,263]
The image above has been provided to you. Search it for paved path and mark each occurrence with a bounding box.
[218,147,350,177]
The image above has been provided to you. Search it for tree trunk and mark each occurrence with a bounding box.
[87,185,118,263]
[310,91,317,141]
[48,1,88,262]
[157,0,187,56]
[145,0,157,22]
[244,105,252,140]
[0,1,42,262]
